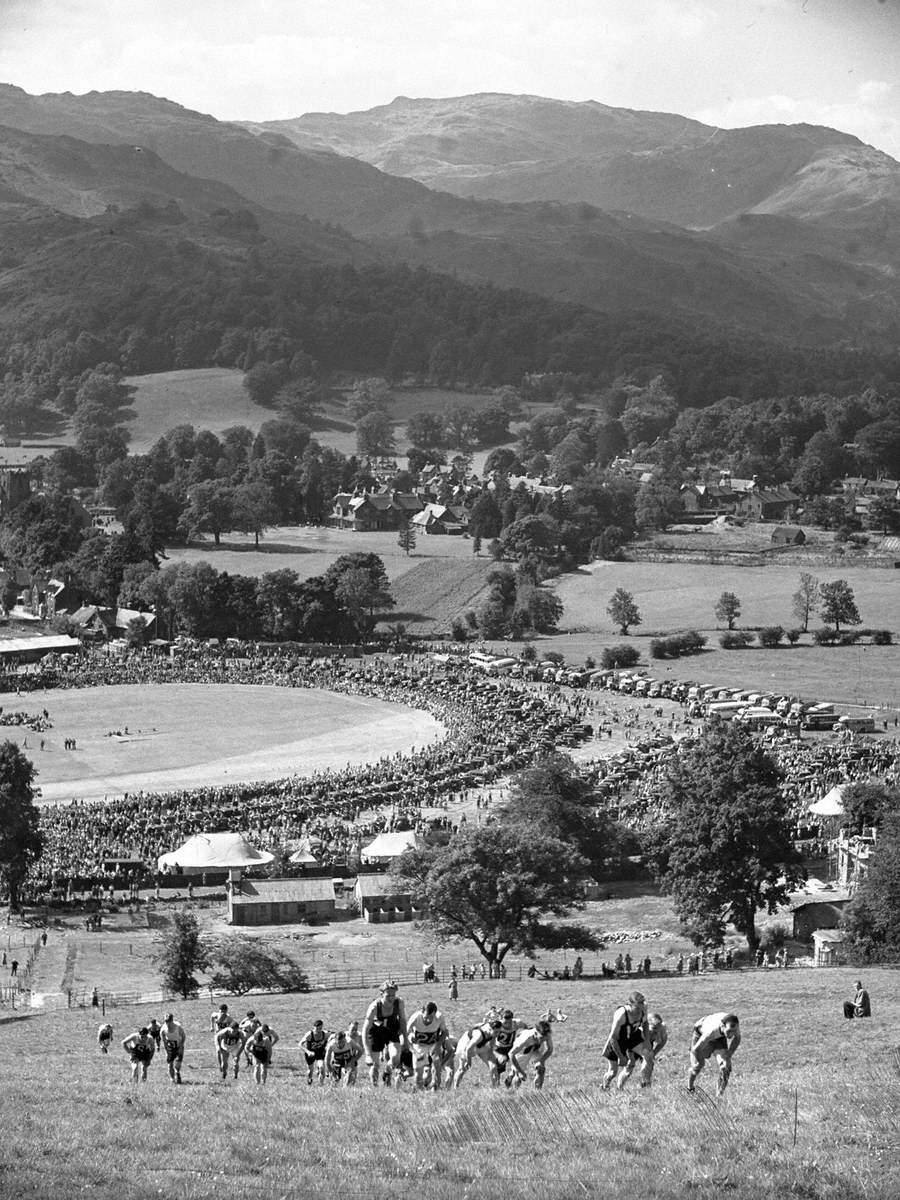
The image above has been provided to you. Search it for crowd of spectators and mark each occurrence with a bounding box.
[8,649,588,899]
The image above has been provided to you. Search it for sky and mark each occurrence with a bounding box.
[1,0,899,158]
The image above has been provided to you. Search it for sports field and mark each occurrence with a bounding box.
[5,684,444,805]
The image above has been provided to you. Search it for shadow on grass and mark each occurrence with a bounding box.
[185,540,317,555]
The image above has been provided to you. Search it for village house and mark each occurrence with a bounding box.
[330,491,424,531]
[354,873,416,923]
[411,502,469,535]
[770,525,806,546]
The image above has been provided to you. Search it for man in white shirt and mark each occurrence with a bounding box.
[407,1001,449,1091]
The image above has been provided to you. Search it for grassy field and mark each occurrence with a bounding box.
[12,684,442,805]
[3,958,897,1200]
[123,369,272,452]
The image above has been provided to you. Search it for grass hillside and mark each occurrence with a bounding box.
[2,965,897,1199]
[388,558,492,635]
[124,369,271,452]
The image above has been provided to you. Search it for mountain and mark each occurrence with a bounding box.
[248,92,900,231]
[0,84,898,346]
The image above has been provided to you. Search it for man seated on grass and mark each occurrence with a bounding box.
[688,1012,741,1096]
[843,981,871,1020]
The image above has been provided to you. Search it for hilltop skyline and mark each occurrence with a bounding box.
[0,0,898,160]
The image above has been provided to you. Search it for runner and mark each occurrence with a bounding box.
[247,1025,278,1085]
[210,1004,231,1074]
[300,1020,329,1085]
[601,992,647,1091]
[97,1022,113,1054]
[240,1010,262,1067]
[489,1009,525,1087]
[325,1028,363,1086]
[362,981,408,1087]
[215,1021,246,1081]
[509,1018,554,1090]
[122,1027,156,1084]
[147,1018,162,1052]
[160,1012,186,1084]
[688,1012,741,1096]
[452,1016,502,1088]
[620,1010,668,1089]
[407,1001,450,1091]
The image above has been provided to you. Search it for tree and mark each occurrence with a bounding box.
[819,579,862,632]
[841,782,898,837]
[356,410,396,458]
[348,377,392,421]
[232,480,276,547]
[607,588,641,635]
[791,573,819,633]
[391,824,600,970]
[643,724,805,952]
[208,935,308,995]
[406,411,446,448]
[243,361,288,406]
[179,481,235,546]
[868,496,900,535]
[497,754,615,881]
[323,552,394,635]
[842,810,900,959]
[397,520,416,557]
[0,742,41,911]
[155,911,209,999]
[714,591,742,630]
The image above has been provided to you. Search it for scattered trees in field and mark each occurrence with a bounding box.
[818,579,862,632]
[791,573,820,632]
[392,823,600,972]
[0,742,41,911]
[643,723,805,952]
[208,935,308,995]
[156,911,209,999]
[607,587,641,635]
[714,591,742,630]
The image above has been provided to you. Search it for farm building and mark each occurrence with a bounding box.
[354,873,416,923]
[228,877,336,925]
[811,929,845,966]
[792,893,851,941]
[771,525,806,546]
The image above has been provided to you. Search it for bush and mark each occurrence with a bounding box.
[872,629,893,645]
[601,644,641,669]
[757,625,784,649]
[542,650,565,666]
[649,630,707,659]
[719,631,755,649]
[786,628,802,645]
[649,639,663,659]
[450,618,468,642]
[839,631,861,646]
[812,627,839,645]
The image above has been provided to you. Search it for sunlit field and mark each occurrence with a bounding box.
[3,684,442,805]
[3,966,898,1200]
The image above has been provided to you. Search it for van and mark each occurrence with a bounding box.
[706,701,747,720]
[836,715,876,733]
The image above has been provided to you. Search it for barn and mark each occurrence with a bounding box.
[771,525,806,546]
[228,877,336,926]
[354,873,416,923]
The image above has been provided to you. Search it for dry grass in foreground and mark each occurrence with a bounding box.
[2,966,898,1200]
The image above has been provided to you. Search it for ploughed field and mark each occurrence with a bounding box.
[2,965,897,1200]
[6,684,443,805]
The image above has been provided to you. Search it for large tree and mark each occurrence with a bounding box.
[819,579,862,632]
[791,572,819,633]
[607,587,641,635]
[842,810,900,959]
[643,723,805,952]
[496,753,616,881]
[0,742,41,911]
[155,911,209,999]
[714,591,742,630]
[323,552,393,635]
[392,823,600,969]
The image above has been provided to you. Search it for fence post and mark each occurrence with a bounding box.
[67,990,71,1009]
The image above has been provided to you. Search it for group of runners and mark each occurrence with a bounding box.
[103,981,741,1097]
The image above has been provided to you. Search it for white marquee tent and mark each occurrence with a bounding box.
[157,832,274,873]
[808,785,846,818]
[360,830,423,865]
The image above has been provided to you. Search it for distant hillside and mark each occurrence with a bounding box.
[1,84,899,344]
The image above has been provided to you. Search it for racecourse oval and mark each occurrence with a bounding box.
[12,684,445,805]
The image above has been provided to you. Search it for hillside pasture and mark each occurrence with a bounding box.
[3,965,898,1200]
[123,368,272,452]
[12,683,443,805]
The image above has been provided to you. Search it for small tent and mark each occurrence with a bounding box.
[157,832,273,874]
[809,785,845,817]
